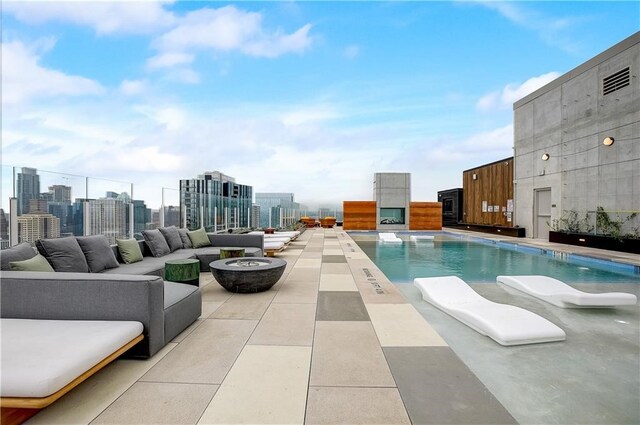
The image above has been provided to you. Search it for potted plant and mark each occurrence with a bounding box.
[548,208,639,254]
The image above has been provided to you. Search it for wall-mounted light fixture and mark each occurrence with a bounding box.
[603,137,615,146]
[541,153,550,161]
[472,174,477,180]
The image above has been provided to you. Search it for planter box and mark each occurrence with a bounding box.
[549,231,640,254]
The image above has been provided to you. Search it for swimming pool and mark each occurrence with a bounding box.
[353,234,640,283]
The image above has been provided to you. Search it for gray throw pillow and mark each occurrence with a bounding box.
[76,235,120,273]
[159,226,183,252]
[10,254,55,272]
[36,237,90,273]
[0,242,37,270]
[177,228,192,249]
[142,229,171,257]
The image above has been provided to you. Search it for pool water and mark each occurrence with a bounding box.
[355,236,640,284]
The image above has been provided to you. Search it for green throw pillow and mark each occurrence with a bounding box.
[187,228,211,248]
[116,238,143,264]
[9,254,55,272]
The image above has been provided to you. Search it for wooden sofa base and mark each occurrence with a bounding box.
[0,333,143,423]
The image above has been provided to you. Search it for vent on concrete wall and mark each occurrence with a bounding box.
[603,67,630,95]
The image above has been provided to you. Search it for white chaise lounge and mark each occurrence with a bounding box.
[263,240,286,256]
[497,275,638,308]
[1,318,143,411]
[379,233,402,243]
[414,276,566,346]
[410,235,434,242]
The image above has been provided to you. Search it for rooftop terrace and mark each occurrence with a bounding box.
[17,228,640,424]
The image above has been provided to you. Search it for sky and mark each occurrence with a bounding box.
[2,1,639,210]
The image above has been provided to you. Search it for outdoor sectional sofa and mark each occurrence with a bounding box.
[0,230,264,358]
[0,229,264,421]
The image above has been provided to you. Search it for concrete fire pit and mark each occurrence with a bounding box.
[209,257,286,293]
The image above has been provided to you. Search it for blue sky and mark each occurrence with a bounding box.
[2,1,639,209]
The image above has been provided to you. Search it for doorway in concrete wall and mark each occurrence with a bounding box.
[534,188,551,239]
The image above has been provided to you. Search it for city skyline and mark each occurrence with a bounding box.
[2,2,639,209]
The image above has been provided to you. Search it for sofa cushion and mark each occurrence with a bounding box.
[188,228,211,249]
[36,237,90,273]
[116,238,144,264]
[159,226,183,252]
[101,249,196,277]
[163,282,202,343]
[76,235,120,273]
[142,229,171,257]
[0,318,143,398]
[9,254,55,272]
[178,228,192,249]
[1,242,36,270]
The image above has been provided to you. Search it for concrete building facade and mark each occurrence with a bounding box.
[374,173,411,231]
[513,32,639,239]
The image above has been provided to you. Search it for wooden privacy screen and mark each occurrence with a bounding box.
[343,201,376,230]
[462,157,514,226]
[409,202,442,230]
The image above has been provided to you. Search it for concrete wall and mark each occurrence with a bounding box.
[374,173,411,231]
[513,32,640,239]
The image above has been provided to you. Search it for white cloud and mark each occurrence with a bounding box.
[146,52,195,69]
[476,72,560,111]
[344,45,360,59]
[115,147,184,172]
[152,6,313,60]
[281,106,338,127]
[472,1,584,53]
[1,40,105,104]
[119,79,147,96]
[3,1,176,35]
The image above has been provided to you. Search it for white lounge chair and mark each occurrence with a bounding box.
[414,276,566,346]
[379,232,402,243]
[496,275,638,308]
[410,235,434,242]
[263,240,285,257]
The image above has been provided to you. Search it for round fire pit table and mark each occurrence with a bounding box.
[209,257,286,293]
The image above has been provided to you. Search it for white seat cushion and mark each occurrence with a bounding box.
[1,318,143,398]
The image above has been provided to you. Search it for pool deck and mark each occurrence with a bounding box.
[23,228,639,425]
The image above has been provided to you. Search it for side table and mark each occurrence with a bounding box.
[165,259,200,286]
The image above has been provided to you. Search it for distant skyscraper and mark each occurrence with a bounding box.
[164,206,181,228]
[0,208,8,240]
[180,171,252,231]
[255,193,300,228]
[29,199,48,213]
[251,204,261,228]
[88,197,128,244]
[17,212,60,243]
[46,185,74,236]
[132,200,151,235]
[17,167,40,215]
[49,185,72,203]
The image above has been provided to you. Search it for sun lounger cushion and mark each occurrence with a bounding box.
[496,275,638,308]
[264,241,285,250]
[414,276,566,346]
[1,318,143,398]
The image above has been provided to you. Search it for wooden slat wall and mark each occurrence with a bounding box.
[462,158,514,226]
[343,201,377,230]
[409,202,442,230]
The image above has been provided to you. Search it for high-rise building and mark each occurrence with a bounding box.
[17,212,60,243]
[17,167,40,215]
[49,185,72,203]
[255,193,301,228]
[180,171,252,231]
[0,208,9,240]
[132,200,151,235]
[88,197,128,244]
[164,206,181,228]
[46,185,74,236]
[251,204,261,228]
[29,199,48,213]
